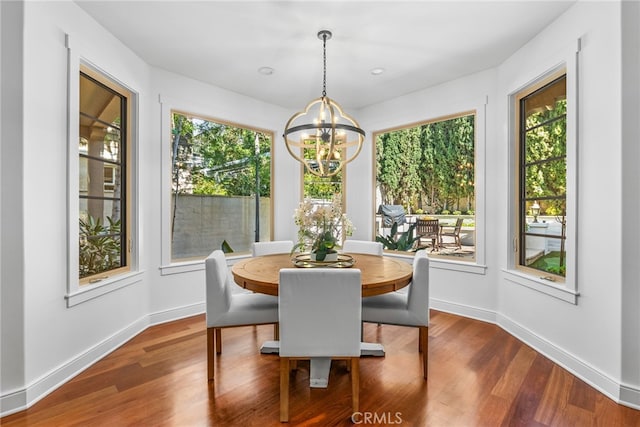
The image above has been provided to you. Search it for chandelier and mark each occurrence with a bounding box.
[283,30,365,178]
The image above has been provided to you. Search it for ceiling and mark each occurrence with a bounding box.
[74,1,575,110]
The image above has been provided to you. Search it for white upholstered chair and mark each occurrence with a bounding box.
[278,268,362,422]
[251,240,294,256]
[205,250,279,380]
[361,249,429,379]
[342,239,384,256]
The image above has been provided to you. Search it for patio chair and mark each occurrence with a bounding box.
[416,219,440,252]
[439,218,463,250]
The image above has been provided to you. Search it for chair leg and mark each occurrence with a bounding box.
[274,322,279,340]
[280,358,290,422]
[420,326,428,380]
[351,358,360,414]
[207,328,215,381]
[215,328,222,354]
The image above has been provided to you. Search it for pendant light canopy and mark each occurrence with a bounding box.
[283,30,365,177]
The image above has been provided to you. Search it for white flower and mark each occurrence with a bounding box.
[293,195,354,253]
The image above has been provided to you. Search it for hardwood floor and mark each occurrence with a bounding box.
[3,311,639,426]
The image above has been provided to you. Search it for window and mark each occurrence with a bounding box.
[515,73,567,281]
[302,143,345,201]
[78,69,131,284]
[170,111,272,259]
[299,137,348,247]
[375,112,476,261]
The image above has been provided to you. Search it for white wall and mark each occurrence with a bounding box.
[620,0,640,404]
[357,70,497,318]
[495,1,634,402]
[147,67,296,318]
[1,0,27,410]
[2,0,639,417]
[353,0,639,408]
[1,0,153,413]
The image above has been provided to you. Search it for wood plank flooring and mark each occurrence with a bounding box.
[3,310,639,426]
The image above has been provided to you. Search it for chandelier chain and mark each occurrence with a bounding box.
[322,32,327,98]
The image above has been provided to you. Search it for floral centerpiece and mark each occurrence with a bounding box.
[292,195,354,261]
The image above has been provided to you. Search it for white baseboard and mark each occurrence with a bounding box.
[620,384,640,410]
[148,302,205,326]
[0,303,205,418]
[1,315,149,417]
[497,311,625,405]
[3,300,639,417]
[430,297,497,324]
[432,298,640,411]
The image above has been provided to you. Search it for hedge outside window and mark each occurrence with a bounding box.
[375,112,476,260]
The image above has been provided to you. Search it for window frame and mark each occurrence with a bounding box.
[515,72,567,281]
[78,69,130,284]
[505,40,580,304]
[372,109,486,274]
[300,144,347,218]
[159,98,275,275]
[66,35,141,307]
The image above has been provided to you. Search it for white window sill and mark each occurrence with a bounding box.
[382,251,487,275]
[159,253,250,276]
[66,271,144,307]
[503,268,579,304]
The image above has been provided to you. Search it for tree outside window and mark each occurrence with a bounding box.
[518,75,567,278]
[170,112,272,259]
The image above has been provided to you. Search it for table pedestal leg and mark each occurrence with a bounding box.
[260,341,384,388]
[309,357,331,388]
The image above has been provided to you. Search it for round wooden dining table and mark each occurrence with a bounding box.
[231,252,413,297]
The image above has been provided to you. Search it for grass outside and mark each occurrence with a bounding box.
[530,251,566,276]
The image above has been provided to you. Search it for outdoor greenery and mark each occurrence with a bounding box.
[521,76,567,277]
[79,216,122,278]
[171,113,271,198]
[523,98,567,217]
[304,173,343,200]
[530,251,566,276]
[170,113,272,256]
[376,222,419,252]
[376,114,475,214]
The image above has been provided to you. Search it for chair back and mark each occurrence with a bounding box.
[416,219,439,237]
[453,217,464,231]
[279,268,362,357]
[342,240,383,256]
[205,250,233,325]
[407,249,430,325]
[251,240,294,256]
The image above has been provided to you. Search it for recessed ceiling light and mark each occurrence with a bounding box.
[258,66,274,75]
[370,67,385,76]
